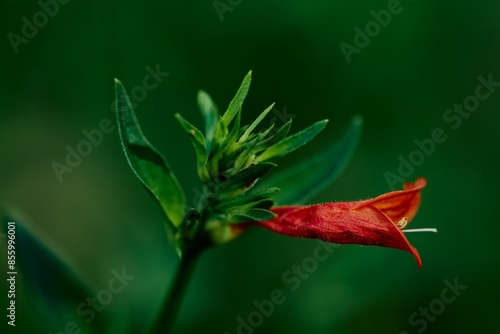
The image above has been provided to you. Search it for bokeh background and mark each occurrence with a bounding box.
[1,0,499,333]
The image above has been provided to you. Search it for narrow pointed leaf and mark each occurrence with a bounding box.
[226,162,276,191]
[115,79,186,227]
[175,113,208,180]
[258,124,275,140]
[260,116,363,205]
[232,138,258,172]
[256,119,328,162]
[1,213,111,333]
[219,109,242,155]
[209,110,242,175]
[221,71,252,126]
[239,103,275,142]
[256,119,292,150]
[197,90,219,150]
[230,208,277,223]
[253,199,275,209]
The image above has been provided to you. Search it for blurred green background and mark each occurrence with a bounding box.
[1,0,499,333]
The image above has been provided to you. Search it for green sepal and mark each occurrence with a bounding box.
[230,208,277,223]
[175,113,209,180]
[115,79,186,228]
[260,116,363,205]
[256,119,328,162]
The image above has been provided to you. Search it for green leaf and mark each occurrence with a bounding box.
[115,79,186,228]
[260,116,363,205]
[215,187,280,211]
[219,109,242,155]
[209,110,242,175]
[250,199,275,210]
[255,119,328,162]
[255,119,292,150]
[232,137,258,172]
[239,102,275,142]
[226,162,276,191]
[175,113,208,180]
[197,90,219,151]
[1,213,112,333]
[230,208,277,223]
[220,71,252,127]
[256,119,328,162]
[257,123,275,141]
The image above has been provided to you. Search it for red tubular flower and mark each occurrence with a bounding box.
[241,178,429,268]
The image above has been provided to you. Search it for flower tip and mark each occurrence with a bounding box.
[414,177,427,188]
[410,246,423,269]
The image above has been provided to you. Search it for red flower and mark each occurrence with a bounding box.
[239,178,430,268]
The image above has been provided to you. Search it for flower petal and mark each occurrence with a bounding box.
[256,203,422,267]
[230,179,426,268]
[356,177,426,224]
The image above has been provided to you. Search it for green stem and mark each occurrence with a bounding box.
[150,247,201,333]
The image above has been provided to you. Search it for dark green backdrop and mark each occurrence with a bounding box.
[1,0,499,333]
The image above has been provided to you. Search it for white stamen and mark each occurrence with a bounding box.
[402,228,438,233]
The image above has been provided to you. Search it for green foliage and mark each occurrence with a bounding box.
[230,208,277,223]
[115,71,360,252]
[115,79,186,232]
[239,103,275,142]
[220,71,252,128]
[197,90,219,151]
[255,119,329,162]
[174,113,209,180]
[215,187,280,211]
[223,162,276,192]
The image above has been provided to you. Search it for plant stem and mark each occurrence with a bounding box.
[150,247,201,333]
